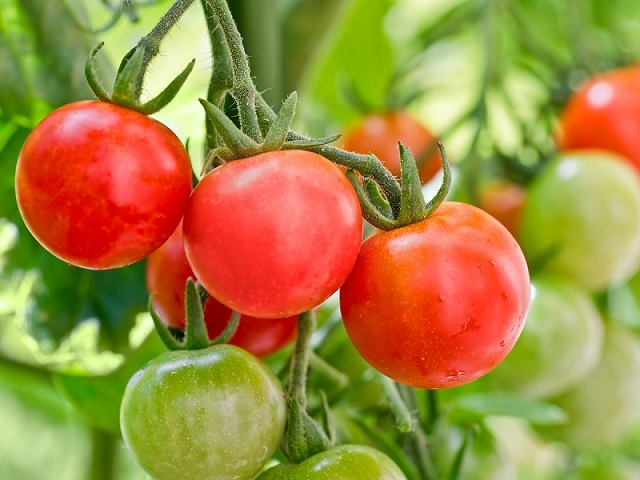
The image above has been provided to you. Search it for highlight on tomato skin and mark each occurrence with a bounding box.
[182,149,363,320]
[340,111,442,184]
[15,100,193,270]
[557,65,640,174]
[339,201,531,390]
[145,222,297,357]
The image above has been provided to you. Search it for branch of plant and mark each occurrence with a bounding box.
[207,0,263,142]
[131,0,197,100]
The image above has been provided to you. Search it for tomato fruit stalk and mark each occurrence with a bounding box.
[341,111,442,184]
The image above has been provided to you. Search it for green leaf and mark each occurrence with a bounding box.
[0,0,114,122]
[23,255,148,352]
[300,0,395,125]
[54,331,167,436]
[450,391,567,426]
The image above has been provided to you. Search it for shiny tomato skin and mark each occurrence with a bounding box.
[558,66,640,172]
[120,344,287,480]
[146,224,297,357]
[340,202,530,390]
[341,111,441,184]
[183,150,363,319]
[256,445,407,480]
[15,100,193,269]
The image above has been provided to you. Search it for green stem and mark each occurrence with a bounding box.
[424,389,440,434]
[201,0,233,150]
[255,95,402,215]
[132,0,196,100]
[228,0,284,107]
[87,428,116,480]
[288,310,316,408]
[209,0,263,142]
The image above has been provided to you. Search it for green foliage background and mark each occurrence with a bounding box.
[2,0,640,478]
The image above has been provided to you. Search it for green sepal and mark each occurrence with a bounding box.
[200,98,259,155]
[423,141,452,216]
[317,390,336,445]
[262,92,298,151]
[85,41,194,115]
[395,142,428,227]
[148,296,184,351]
[282,134,342,150]
[200,147,232,176]
[447,425,475,480]
[364,178,393,219]
[137,58,196,115]
[282,397,332,464]
[346,170,395,230]
[111,45,146,107]
[210,311,240,346]
[379,375,415,433]
[183,278,211,350]
[84,42,111,102]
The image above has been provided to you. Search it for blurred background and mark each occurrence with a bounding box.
[2,0,640,478]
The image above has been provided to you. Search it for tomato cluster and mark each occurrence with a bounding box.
[466,66,640,454]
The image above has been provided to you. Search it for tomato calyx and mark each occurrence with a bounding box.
[347,141,451,230]
[281,310,335,463]
[84,0,197,116]
[85,42,194,115]
[150,278,240,351]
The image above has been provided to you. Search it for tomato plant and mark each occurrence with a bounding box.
[341,111,441,184]
[14,100,192,270]
[183,149,363,319]
[483,275,604,399]
[120,344,287,480]
[256,445,408,479]
[146,223,297,357]
[340,201,530,390]
[558,66,640,173]
[519,151,640,292]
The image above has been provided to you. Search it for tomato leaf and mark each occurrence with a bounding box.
[0,0,113,122]
[300,0,395,125]
[54,331,167,436]
[449,391,567,426]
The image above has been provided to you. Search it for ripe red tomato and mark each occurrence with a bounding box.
[477,180,526,238]
[15,100,193,269]
[558,65,640,173]
[340,202,530,389]
[341,111,442,184]
[182,150,362,319]
[146,224,297,357]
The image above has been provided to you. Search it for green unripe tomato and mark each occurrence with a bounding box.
[538,323,640,449]
[520,151,640,291]
[484,275,604,398]
[256,445,407,480]
[120,344,286,480]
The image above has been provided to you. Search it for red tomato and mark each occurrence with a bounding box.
[558,65,640,172]
[340,202,530,389]
[183,150,362,319]
[341,111,442,184]
[146,224,297,357]
[477,180,526,238]
[15,100,192,269]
